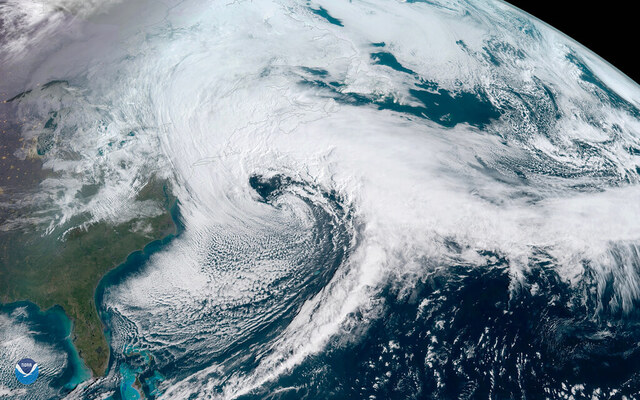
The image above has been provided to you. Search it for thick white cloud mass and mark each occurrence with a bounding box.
[2,0,640,398]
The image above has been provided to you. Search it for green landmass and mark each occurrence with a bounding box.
[0,178,176,377]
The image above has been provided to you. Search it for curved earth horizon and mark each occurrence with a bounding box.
[1,0,640,398]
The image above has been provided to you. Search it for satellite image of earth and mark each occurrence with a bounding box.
[1,0,640,398]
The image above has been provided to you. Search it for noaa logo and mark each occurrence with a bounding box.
[15,358,39,385]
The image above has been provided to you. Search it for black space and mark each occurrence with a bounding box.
[506,1,637,84]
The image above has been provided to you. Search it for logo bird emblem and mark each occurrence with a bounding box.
[15,358,39,385]
[15,362,38,376]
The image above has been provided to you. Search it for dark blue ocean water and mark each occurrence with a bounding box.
[95,201,184,400]
[239,253,640,399]
[0,302,90,395]
[0,201,181,399]
[4,32,640,399]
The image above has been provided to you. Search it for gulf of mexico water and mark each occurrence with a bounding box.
[0,301,91,398]
[3,0,640,398]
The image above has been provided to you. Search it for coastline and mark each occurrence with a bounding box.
[93,198,183,385]
[0,198,181,395]
[0,302,91,393]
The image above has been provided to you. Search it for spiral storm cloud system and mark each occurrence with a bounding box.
[2,0,640,399]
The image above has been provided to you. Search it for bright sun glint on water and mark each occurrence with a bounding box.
[2,0,640,399]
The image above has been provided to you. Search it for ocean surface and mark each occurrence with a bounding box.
[0,302,91,398]
[3,0,640,398]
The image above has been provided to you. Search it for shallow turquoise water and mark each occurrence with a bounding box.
[0,302,91,395]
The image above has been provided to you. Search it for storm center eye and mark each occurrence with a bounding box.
[249,174,289,201]
[1,0,639,399]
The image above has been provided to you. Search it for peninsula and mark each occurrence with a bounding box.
[0,179,176,377]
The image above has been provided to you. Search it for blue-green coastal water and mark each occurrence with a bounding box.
[90,201,182,399]
[4,0,640,397]
[0,202,180,399]
[0,302,91,397]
